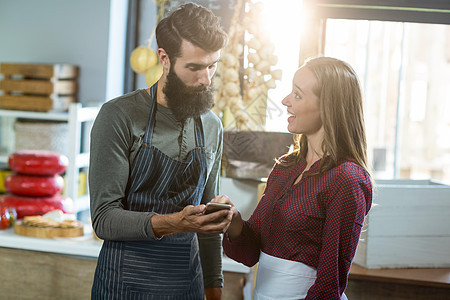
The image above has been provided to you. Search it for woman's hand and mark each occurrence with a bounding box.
[210,195,244,240]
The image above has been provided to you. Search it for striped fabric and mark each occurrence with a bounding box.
[92,84,207,299]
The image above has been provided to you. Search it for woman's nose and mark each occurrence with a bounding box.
[281,94,290,106]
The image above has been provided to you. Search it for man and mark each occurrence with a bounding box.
[89,3,231,299]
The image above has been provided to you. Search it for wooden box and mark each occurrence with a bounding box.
[354,179,450,269]
[223,131,293,179]
[0,63,78,112]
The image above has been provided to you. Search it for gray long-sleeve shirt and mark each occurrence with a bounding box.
[89,89,224,288]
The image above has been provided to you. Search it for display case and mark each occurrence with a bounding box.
[0,103,100,214]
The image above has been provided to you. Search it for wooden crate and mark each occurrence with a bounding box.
[0,94,75,112]
[0,63,78,112]
[0,79,77,95]
[354,179,450,269]
[0,63,78,79]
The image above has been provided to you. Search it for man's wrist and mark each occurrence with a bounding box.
[205,287,222,300]
[151,212,181,238]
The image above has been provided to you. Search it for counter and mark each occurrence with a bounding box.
[0,225,250,299]
[346,264,450,300]
[3,227,449,300]
[0,225,250,274]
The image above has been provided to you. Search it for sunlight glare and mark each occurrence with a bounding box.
[258,0,303,132]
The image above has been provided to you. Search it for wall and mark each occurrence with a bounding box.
[0,0,112,105]
[135,0,158,90]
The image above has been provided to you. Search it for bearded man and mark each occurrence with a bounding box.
[89,3,231,299]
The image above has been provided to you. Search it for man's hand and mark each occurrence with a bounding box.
[179,204,232,234]
[205,287,222,300]
[151,204,232,238]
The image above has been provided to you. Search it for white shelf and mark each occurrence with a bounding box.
[0,108,69,121]
[73,194,91,212]
[0,155,8,163]
[0,103,100,214]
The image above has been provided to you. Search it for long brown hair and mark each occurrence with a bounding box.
[279,57,370,176]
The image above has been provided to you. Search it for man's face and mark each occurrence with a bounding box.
[171,39,220,87]
[163,40,221,122]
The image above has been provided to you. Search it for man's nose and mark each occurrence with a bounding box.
[198,68,212,86]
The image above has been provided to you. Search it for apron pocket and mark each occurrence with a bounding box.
[122,241,192,296]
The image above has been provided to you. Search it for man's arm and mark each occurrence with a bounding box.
[90,101,160,241]
[198,116,225,298]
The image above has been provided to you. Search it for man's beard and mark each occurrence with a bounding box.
[163,66,214,123]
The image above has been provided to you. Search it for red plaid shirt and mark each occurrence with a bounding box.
[223,157,372,299]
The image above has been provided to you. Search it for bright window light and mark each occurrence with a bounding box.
[258,0,303,132]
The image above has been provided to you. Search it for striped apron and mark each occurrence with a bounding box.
[91,83,207,299]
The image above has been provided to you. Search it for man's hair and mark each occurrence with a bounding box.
[156,3,228,62]
[279,57,370,176]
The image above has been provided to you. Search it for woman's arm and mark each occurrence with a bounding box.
[306,167,372,299]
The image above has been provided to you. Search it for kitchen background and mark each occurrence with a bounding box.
[0,0,449,299]
[1,0,449,185]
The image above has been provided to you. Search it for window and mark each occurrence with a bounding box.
[323,19,450,184]
[262,0,450,184]
[256,0,302,132]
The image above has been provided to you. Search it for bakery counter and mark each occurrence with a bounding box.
[0,226,250,299]
[0,225,102,258]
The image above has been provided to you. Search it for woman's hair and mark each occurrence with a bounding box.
[280,57,370,175]
[155,3,228,63]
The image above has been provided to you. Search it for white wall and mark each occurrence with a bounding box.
[0,0,112,105]
[135,0,158,89]
[106,0,129,100]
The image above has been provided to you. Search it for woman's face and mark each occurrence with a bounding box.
[281,67,322,135]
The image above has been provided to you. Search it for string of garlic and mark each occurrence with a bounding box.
[213,0,282,131]
[213,0,249,130]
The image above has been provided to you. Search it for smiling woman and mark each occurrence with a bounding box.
[281,67,322,136]
[220,56,373,299]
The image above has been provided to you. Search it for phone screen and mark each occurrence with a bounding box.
[204,203,232,214]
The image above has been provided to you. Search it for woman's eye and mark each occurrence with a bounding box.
[294,93,301,99]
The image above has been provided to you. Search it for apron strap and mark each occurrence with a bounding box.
[194,117,205,148]
[144,82,158,143]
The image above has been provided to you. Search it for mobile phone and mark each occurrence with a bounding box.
[204,202,232,215]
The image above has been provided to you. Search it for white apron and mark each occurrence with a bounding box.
[254,252,348,300]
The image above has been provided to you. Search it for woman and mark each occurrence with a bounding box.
[213,57,373,299]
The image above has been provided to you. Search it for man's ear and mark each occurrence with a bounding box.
[158,48,170,72]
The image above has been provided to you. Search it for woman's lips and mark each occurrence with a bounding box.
[287,113,295,123]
